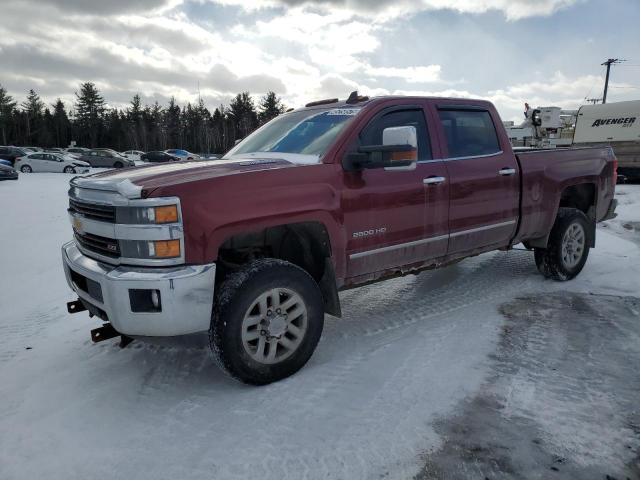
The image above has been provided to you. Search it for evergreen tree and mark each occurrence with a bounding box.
[126,93,143,149]
[38,108,55,147]
[0,85,16,145]
[21,89,45,144]
[258,91,286,124]
[74,82,105,147]
[51,99,71,147]
[229,92,258,141]
[0,85,282,153]
[165,96,182,149]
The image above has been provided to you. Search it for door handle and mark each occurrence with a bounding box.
[498,168,516,176]
[423,176,446,185]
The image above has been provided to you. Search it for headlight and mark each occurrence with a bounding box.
[120,239,181,259]
[117,205,179,224]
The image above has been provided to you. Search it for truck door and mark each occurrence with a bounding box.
[343,106,449,279]
[434,106,519,254]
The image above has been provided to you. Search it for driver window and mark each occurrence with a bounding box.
[359,109,432,161]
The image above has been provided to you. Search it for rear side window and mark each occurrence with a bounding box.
[360,109,432,161]
[437,109,500,158]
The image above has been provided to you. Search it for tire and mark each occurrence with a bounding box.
[210,258,324,385]
[534,208,591,281]
[20,165,32,173]
[63,166,76,174]
[113,161,124,169]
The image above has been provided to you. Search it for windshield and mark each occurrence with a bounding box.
[224,107,361,161]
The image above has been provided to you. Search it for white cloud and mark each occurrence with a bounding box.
[210,0,582,21]
[366,65,442,83]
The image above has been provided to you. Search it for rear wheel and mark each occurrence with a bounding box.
[210,259,324,385]
[63,166,76,174]
[20,165,32,173]
[534,208,591,281]
[113,161,124,168]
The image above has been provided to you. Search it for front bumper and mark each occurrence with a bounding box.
[62,241,216,337]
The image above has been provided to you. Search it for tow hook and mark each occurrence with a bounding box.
[90,323,134,348]
[67,300,87,314]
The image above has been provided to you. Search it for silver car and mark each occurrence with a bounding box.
[14,152,91,174]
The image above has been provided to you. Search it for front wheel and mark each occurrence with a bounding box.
[63,166,76,174]
[20,165,32,173]
[113,161,124,169]
[534,208,591,281]
[210,259,324,385]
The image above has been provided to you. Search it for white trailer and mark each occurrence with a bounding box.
[573,100,640,179]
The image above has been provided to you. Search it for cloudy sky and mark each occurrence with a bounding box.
[1,0,639,121]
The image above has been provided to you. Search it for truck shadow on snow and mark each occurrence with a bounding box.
[415,292,640,480]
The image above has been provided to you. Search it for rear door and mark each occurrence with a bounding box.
[343,105,449,279]
[433,105,519,254]
[27,153,45,171]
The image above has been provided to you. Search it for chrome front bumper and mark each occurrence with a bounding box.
[62,241,216,337]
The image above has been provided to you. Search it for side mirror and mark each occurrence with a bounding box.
[343,125,418,171]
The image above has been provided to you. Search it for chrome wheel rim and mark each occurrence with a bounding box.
[561,223,585,269]
[21,166,31,173]
[241,288,308,365]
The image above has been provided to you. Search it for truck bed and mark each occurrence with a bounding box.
[513,146,616,245]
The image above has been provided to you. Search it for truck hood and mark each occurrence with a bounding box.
[72,158,301,197]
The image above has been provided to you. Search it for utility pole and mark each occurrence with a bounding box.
[601,58,625,104]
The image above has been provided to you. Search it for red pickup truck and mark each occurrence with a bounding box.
[62,95,618,384]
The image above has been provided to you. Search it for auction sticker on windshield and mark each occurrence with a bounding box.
[327,108,361,116]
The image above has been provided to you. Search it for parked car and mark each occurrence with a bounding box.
[76,149,135,168]
[122,150,145,161]
[66,147,90,156]
[0,159,12,167]
[165,149,200,160]
[199,153,221,160]
[0,146,30,166]
[23,146,42,153]
[0,163,18,180]
[44,147,66,153]
[62,94,617,385]
[15,152,90,173]
[140,151,179,163]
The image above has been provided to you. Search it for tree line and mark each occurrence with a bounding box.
[0,82,287,154]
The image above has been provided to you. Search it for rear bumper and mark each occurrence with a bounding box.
[62,241,216,337]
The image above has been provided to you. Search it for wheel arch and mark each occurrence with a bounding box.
[525,182,597,249]
[216,220,342,317]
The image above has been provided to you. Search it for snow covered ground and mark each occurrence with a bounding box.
[0,174,639,479]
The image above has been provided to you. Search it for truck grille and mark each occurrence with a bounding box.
[69,198,116,223]
[74,232,120,258]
